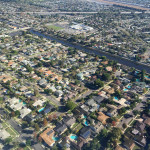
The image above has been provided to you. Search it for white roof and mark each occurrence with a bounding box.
[0,129,10,140]
[20,108,31,118]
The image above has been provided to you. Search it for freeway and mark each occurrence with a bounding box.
[0,11,98,15]
[95,0,150,11]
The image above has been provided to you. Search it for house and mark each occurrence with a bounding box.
[123,137,135,150]
[54,122,67,135]
[97,112,109,125]
[92,96,105,104]
[43,104,55,115]
[63,116,76,128]
[77,73,84,80]
[80,126,91,140]
[80,104,89,113]
[115,145,125,150]
[33,99,46,107]
[143,116,150,126]
[55,90,63,97]
[72,106,88,118]
[85,99,96,106]
[23,114,35,122]
[40,128,55,147]
[106,104,118,117]
[71,136,87,150]
[38,78,47,87]
[20,108,31,118]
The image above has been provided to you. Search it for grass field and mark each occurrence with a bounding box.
[133,144,141,150]
[46,25,63,31]
[6,127,16,137]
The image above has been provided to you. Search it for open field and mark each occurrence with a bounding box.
[46,25,63,31]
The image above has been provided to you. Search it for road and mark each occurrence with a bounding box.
[94,0,150,11]
[117,91,149,129]
[1,11,98,15]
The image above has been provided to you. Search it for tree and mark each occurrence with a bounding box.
[133,110,140,116]
[11,111,15,117]
[15,110,20,116]
[5,137,12,145]
[141,69,146,81]
[94,79,104,88]
[48,115,53,121]
[66,101,77,111]
[38,136,42,143]
[102,73,111,81]
[122,123,127,129]
[34,88,39,96]
[35,123,39,131]
[118,107,126,115]
[26,139,31,146]
[43,118,48,126]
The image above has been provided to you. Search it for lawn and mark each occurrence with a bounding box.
[71,123,78,130]
[46,25,63,31]
[74,123,83,133]
[6,127,16,137]
[133,144,141,150]
[2,122,8,128]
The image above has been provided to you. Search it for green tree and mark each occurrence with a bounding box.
[35,123,40,131]
[4,137,12,145]
[94,79,104,88]
[66,101,77,111]
[102,73,111,81]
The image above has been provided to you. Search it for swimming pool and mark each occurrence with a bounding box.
[83,115,87,119]
[38,107,45,112]
[123,89,128,92]
[136,79,140,82]
[70,134,78,140]
[127,86,131,89]
[114,97,119,100]
[52,136,60,141]
[84,120,89,126]
[145,75,150,79]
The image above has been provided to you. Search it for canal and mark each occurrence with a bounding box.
[30,29,150,73]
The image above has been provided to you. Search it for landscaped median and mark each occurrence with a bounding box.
[2,120,19,139]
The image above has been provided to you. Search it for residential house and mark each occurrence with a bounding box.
[40,128,55,147]
[63,116,76,128]
[54,122,67,135]
[20,108,31,118]
[97,112,109,125]
[106,104,118,117]
[123,137,135,150]
[80,126,96,140]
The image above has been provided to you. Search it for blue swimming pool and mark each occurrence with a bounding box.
[70,134,78,140]
[52,136,59,141]
[123,89,128,92]
[127,86,131,89]
[84,120,89,126]
[83,115,87,119]
[114,97,119,100]
[145,76,150,79]
[38,107,45,112]
[136,79,140,82]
